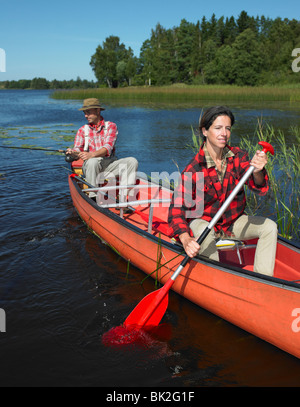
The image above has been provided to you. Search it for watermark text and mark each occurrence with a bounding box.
[0,308,6,332]
[0,48,6,72]
[95,170,204,219]
[292,48,300,73]
[292,308,300,333]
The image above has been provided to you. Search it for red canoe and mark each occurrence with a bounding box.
[68,160,300,359]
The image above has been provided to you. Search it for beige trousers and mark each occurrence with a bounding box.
[82,156,138,198]
[190,215,278,276]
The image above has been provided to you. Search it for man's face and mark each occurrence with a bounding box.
[83,108,100,125]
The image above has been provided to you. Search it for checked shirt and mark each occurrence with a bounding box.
[168,143,270,237]
[73,119,118,156]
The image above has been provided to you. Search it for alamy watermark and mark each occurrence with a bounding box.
[292,308,300,333]
[95,169,204,219]
[292,48,300,73]
[0,308,6,332]
[0,48,6,72]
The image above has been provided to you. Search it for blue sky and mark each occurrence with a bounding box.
[0,0,299,81]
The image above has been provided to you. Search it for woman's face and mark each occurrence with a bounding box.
[202,115,232,150]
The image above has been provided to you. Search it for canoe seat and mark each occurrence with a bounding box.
[216,239,256,265]
[83,183,172,236]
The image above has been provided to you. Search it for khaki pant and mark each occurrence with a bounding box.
[82,156,138,198]
[190,215,278,276]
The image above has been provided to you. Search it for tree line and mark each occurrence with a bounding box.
[91,11,300,87]
[2,11,299,90]
[0,77,97,90]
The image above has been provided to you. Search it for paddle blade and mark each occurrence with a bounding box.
[124,280,174,329]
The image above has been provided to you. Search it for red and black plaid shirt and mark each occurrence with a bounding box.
[168,143,270,237]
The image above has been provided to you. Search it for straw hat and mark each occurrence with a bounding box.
[78,98,105,111]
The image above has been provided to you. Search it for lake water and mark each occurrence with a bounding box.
[0,89,300,388]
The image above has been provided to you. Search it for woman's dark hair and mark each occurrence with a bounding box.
[199,106,235,140]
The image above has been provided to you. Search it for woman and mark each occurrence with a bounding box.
[168,106,277,276]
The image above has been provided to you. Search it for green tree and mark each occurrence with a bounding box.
[265,18,295,71]
[230,28,263,85]
[200,16,210,42]
[146,23,175,85]
[90,36,133,87]
[125,55,138,86]
[191,21,205,82]
[139,39,154,85]
[174,19,196,83]
[202,38,218,66]
[30,77,49,89]
[237,10,251,33]
[223,16,238,45]
[204,29,263,86]
[204,45,235,84]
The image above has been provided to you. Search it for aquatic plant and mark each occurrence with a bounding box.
[240,121,300,240]
[51,85,300,104]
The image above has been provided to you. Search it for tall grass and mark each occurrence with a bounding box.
[51,84,300,103]
[240,122,300,240]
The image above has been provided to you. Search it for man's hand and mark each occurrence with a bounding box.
[65,149,95,161]
[66,147,108,161]
[78,151,94,161]
[66,148,79,159]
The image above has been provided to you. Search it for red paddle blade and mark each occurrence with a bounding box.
[124,289,169,329]
[124,279,174,329]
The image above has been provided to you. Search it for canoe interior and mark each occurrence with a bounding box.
[71,161,300,285]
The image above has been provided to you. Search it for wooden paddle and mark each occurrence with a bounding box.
[124,141,274,330]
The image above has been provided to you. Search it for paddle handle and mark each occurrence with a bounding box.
[171,141,274,279]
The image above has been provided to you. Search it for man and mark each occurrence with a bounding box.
[67,98,138,200]
[168,106,277,276]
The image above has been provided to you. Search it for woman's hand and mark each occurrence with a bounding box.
[179,232,201,258]
[250,150,268,173]
[250,150,268,185]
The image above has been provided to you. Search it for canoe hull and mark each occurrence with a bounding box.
[69,174,300,359]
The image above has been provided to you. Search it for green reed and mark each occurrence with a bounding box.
[51,85,300,103]
[239,121,300,240]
